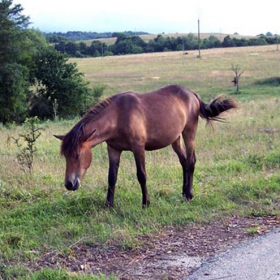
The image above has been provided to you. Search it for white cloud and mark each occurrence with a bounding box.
[15,0,280,35]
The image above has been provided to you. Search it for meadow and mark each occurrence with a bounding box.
[0,45,280,279]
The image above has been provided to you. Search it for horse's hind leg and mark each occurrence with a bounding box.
[172,136,189,199]
[106,145,122,207]
[182,130,196,201]
[133,146,150,208]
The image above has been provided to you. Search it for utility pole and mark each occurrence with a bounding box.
[198,19,201,58]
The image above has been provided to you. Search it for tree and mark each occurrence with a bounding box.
[0,0,101,123]
[79,41,88,56]
[0,0,31,123]
[231,64,244,93]
[202,35,221,49]
[182,34,198,50]
[0,63,29,123]
[65,41,79,56]
[222,35,234,47]
[88,40,107,56]
[0,0,30,64]
[30,47,92,119]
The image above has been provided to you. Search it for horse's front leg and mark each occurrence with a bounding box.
[105,145,122,207]
[133,147,150,208]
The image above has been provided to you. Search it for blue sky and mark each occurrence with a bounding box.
[15,0,279,35]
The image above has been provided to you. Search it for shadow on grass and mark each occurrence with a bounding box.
[255,77,280,86]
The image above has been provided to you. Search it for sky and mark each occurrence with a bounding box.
[14,0,279,36]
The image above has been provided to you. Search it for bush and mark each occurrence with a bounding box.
[82,84,106,113]
[13,117,43,174]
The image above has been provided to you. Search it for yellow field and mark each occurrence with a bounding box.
[70,44,280,98]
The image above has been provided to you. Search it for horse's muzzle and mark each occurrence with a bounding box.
[65,178,80,191]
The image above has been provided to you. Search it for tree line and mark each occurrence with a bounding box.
[0,0,104,124]
[46,31,149,43]
[53,33,279,58]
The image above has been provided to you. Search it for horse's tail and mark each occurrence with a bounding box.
[197,94,238,123]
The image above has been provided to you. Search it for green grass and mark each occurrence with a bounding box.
[1,45,280,279]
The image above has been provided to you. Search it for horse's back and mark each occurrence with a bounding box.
[116,84,198,114]
[111,85,200,150]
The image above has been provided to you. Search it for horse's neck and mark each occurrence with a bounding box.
[84,111,116,147]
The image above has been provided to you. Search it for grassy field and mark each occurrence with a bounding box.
[0,45,280,279]
[73,44,280,98]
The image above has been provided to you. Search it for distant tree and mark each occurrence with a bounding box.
[202,35,221,49]
[112,32,127,39]
[104,50,114,56]
[231,64,244,93]
[65,41,79,56]
[131,36,147,48]
[145,40,156,53]
[88,41,107,56]
[51,31,280,59]
[112,35,144,54]
[183,34,198,50]
[79,42,88,56]
[54,41,67,53]
[45,34,68,43]
[222,35,234,47]
[266,32,273,36]
[153,35,166,52]
[248,37,268,46]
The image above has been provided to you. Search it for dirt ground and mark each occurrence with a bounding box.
[27,215,280,279]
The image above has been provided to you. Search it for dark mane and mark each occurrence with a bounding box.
[60,95,119,157]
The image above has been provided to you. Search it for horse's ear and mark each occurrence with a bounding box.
[54,135,65,141]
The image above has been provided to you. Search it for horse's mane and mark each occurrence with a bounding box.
[60,95,119,157]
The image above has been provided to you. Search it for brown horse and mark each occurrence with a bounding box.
[55,85,237,207]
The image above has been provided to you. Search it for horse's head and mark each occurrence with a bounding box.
[54,129,95,191]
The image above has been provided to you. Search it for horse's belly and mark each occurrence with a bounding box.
[145,132,180,151]
[145,142,170,151]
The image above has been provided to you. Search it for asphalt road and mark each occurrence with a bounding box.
[186,227,280,280]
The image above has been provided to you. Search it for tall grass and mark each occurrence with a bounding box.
[0,45,280,278]
[73,45,280,99]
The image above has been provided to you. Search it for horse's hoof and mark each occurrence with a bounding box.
[105,201,113,208]
[183,193,193,201]
[142,201,150,209]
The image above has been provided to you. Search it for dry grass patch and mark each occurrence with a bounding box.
[71,45,280,98]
